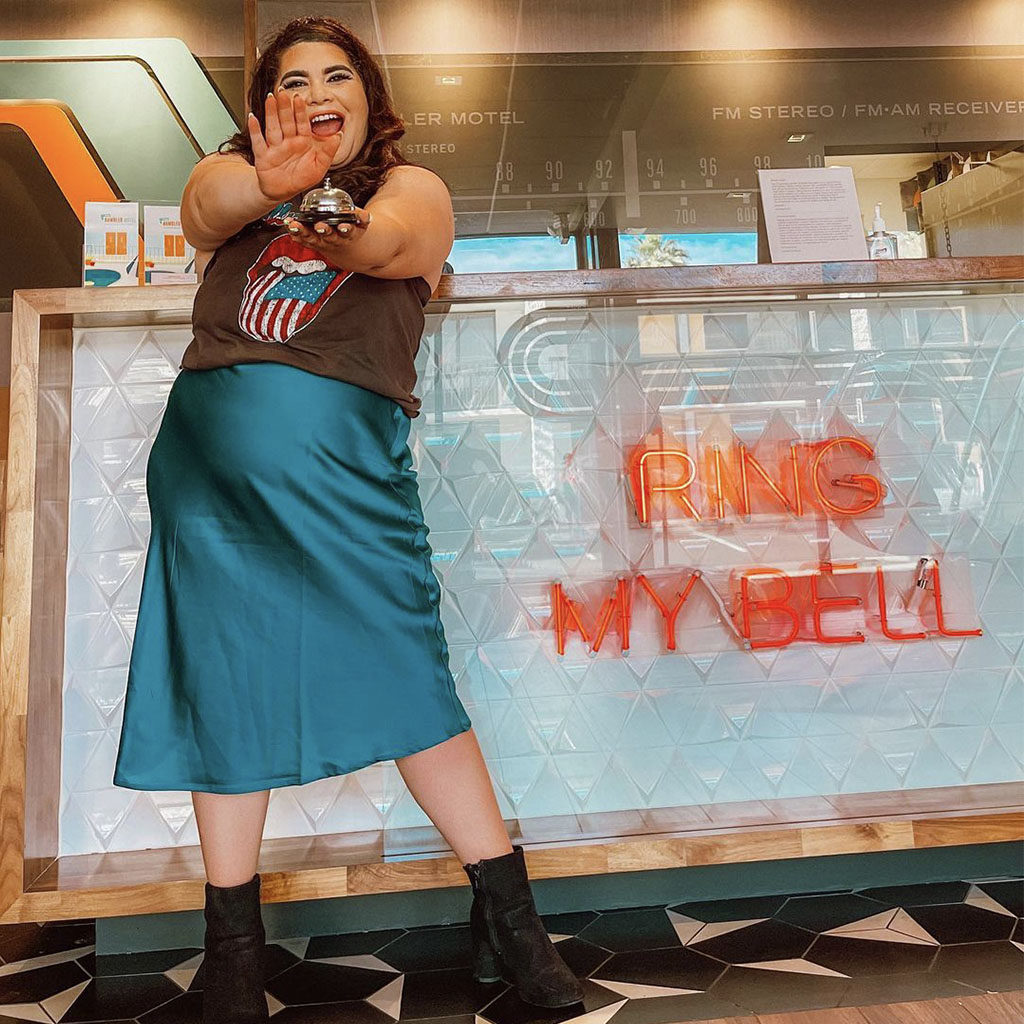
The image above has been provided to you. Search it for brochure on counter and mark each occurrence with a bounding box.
[83,202,196,286]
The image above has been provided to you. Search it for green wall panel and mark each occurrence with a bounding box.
[0,38,238,154]
[0,62,214,206]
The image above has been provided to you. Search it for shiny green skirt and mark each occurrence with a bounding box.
[113,363,472,794]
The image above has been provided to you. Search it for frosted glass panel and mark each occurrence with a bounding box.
[61,287,1023,854]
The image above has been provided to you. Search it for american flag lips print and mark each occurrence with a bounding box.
[238,235,352,343]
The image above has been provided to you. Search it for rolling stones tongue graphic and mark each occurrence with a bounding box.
[238,234,352,343]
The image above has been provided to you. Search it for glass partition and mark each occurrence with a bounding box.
[252,4,1023,269]
[401,46,1022,270]
[61,275,1023,854]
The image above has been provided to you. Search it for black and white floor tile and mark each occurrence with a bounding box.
[0,875,1020,1023]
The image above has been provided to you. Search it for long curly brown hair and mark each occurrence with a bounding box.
[217,15,435,207]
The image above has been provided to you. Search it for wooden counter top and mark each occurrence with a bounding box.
[9,255,1023,317]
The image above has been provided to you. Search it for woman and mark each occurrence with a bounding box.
[112,16,583,1023]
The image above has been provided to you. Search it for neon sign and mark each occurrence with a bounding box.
[551,559,981,656]
[550,426,981,656]
[628,434,885,523]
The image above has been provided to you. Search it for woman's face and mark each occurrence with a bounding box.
[273,40,370,169]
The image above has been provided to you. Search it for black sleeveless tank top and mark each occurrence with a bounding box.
[179,193,432,417]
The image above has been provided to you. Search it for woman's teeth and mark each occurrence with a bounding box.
[310,115,343,137]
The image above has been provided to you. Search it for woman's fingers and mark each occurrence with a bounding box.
[246,112,268,161]
[345,208,372,230]
[285,218,314,242]
[284,218,341,242]
[325,210,371,235]
[276,87,298,137]
[263,91,283,147]
[283,208,371,245]
[293,93,312,138]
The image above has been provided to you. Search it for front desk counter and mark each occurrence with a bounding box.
[2,256,1022,925]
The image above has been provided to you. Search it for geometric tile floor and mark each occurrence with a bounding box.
[0,876,1020,1023]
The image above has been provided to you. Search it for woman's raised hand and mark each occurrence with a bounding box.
[247,90,343,204]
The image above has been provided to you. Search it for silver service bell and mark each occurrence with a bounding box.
[291,175,359,225]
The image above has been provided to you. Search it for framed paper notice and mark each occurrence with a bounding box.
[757,167,869,263]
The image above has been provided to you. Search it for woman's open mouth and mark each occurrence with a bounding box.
[310,113,344,137]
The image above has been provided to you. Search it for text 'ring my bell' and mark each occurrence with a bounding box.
[292,175,359,226]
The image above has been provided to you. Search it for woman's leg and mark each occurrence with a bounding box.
[394,729,513,864]
[193,790,272,1023]
[397,729,584,1007]
[192,790,271,885]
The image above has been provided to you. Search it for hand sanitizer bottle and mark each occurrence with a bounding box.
[867,203,898,259]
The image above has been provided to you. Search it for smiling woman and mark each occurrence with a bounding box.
[179,27,453,279]
[114,14,583,1024]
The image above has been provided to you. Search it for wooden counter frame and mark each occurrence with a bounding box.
[3,257,1023,925]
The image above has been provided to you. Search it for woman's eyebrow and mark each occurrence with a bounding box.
[280,64,354,78]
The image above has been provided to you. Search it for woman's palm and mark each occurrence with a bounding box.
[256,137,338,202]
[248,91,343,202]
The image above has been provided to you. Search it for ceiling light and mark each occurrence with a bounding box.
[436,75,462,86]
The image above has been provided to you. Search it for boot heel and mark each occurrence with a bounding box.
[467,864,504,983]
[472,934,503,984]
[462,847,584,1008]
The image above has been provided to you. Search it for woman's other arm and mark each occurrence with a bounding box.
[284,164,454,283]
[359,164,454,279]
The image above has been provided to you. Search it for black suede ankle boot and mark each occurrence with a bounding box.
[201,872,270,1024]
[464,845,584,1008]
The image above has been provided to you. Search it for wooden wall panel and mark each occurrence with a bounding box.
[22,315,72,886]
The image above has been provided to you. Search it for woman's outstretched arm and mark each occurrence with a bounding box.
[180,152,282,252]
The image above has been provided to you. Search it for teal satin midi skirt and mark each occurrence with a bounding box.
[113,363,472,794]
